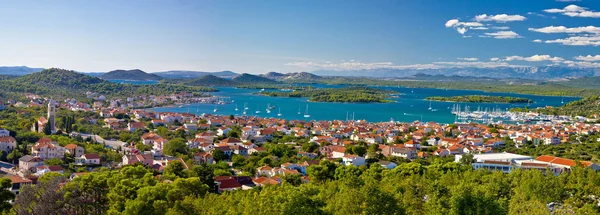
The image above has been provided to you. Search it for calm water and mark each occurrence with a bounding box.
[151,85,579,124]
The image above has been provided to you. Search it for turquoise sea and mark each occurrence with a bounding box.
[150,85,579,124]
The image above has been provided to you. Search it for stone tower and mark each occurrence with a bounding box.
[47,99,56,134]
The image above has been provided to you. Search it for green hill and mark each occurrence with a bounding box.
[186,75,238,86]
[101,69,163,81]
[556,76,600,89]
[0,68,215,100]
[232,73,278,84]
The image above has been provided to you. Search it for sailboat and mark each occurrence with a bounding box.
[235,104,238,111]
[244,102,249,110]
[303,104,311,118]
[428,101,432,110]
[297,106,301,115]
[213,104,218,112]
[277,107,282,117]
[561,98,564,104]
[255,105,261,114]
[266,103,271,113]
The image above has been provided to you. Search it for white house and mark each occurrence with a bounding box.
[342,154,366,166]
[75,154,101,165]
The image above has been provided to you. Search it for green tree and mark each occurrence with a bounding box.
[212,149,228,162]
[164,161,187,178]
[163,138,188,156]
[0,177,15,212]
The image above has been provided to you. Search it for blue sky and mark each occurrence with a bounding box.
[0,0,599,73]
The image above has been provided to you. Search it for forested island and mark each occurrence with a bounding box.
[258,87,394,103]
[425,95,533,104]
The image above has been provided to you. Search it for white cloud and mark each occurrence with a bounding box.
[492,26,510,30]
[458,57,479,61]
[543,5,600,18]
[574,55,600,61]
[528,26,600,34]
[445,19,483,28]
[544,35,600,46]
[456,27,467,34]
[484,31,522,39]
[475,14,526,22]
[432,61,515,68]
[533,39,543,43]
[470,27,488,30]
[504,55,564,62]
[556,0,580,2]
[490,58,500,61]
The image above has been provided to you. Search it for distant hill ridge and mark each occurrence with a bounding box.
[101,69,163,81]
[232,73,277,84]
[185,75,238,86]
[0,66,44,76]
[260,72,323,81]
[154,70,238,79]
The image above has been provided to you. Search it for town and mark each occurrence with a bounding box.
[1,93,599,198]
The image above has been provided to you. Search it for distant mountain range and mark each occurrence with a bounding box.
[0,66,44,76]
[1,66,600,81]
[153,70,238,79]
[101,69,164,81]
[261,72,323,82]
[310,66,600,80]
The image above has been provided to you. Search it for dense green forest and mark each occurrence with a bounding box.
[512,96,600,117]
[7,159,600,214]
[259,87,394,103]
[0,68,216,100]
[426,95,533,104]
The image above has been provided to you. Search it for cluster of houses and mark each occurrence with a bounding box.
[5,96,600,193]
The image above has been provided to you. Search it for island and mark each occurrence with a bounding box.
[425,95,533,103]
[258,87,394,103]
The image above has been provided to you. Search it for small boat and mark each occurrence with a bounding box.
[266,103,272,113]
[303,104,311,118]
[277,107,282,117]
[255,105,261,114]
[235,104,239,111]
[244,103,249,110]
[297,106,301,115]
[213,104,218,112]
[428,101,432,110]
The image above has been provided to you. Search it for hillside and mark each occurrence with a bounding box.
[0,66,44,76]
[286,72,323,81]
[0,68,215,99]
[512,96,600,118]
[185,75,237,86]
[232,73,278,84]
[101,69,163,81]
[261,72,287,80]
[154,70,238,79]
[555,76,600,89]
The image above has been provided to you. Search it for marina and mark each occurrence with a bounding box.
[152,85,579,124]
